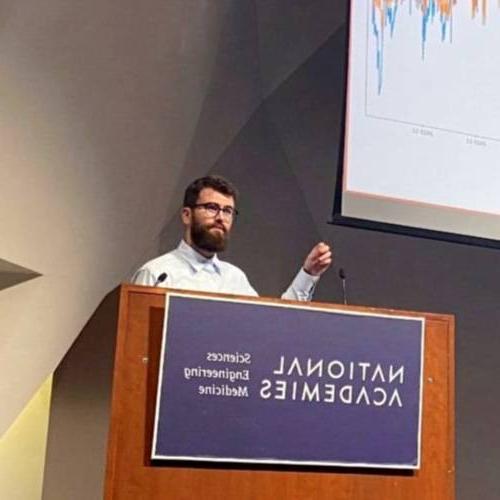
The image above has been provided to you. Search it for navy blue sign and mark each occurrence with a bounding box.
[152,294,424,469]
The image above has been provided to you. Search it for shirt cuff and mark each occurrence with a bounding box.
[283,267,320,301]
[294,267,320,292]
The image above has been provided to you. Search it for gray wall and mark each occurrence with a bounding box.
[43,1,499,499]
[0,0,232,435]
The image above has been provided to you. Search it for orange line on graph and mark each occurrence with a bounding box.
[373,0,491,22]
[371,0,497,93]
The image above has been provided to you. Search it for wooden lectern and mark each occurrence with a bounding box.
[104,284,454,499]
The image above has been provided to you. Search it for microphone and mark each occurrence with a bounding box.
[154,272,168,287]
[338,268,347,305]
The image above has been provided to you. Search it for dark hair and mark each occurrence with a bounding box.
[183,175,239,207]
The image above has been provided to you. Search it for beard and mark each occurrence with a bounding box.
[190,219,229,253]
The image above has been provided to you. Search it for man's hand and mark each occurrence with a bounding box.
[303,242,332,277]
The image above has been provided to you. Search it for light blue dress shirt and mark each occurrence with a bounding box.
[132,240,318,301]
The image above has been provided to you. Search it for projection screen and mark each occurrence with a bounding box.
[336,0,500,245]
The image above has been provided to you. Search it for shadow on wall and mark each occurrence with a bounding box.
[39,0,500,499]
[0,258,41,291]
[43,288,120,500]
[159,24,348,299]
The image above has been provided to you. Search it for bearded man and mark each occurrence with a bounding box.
[132,175,332,300]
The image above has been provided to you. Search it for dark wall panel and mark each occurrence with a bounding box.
[44,2,500,499]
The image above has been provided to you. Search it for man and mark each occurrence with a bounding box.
[132,175,332,300]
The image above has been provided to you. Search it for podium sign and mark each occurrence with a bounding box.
[151,293,425,469]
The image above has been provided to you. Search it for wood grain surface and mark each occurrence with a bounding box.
[104,285,455,500]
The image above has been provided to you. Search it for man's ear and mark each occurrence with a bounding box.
[181,206,191,225]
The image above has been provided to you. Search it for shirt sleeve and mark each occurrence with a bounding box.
[131,268,156,286]
[281,268,319,301]
[238,272,259,297]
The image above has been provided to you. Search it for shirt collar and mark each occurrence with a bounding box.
[177,239,221,274]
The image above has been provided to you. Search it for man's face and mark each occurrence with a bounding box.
[183,188,236,254]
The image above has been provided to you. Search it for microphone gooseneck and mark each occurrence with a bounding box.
[338,268,347,305]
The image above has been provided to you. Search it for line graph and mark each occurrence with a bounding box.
[343,0,500,240]
[371,0,496,95]
[365,0,500,142]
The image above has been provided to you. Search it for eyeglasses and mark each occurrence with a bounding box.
[192,202,239,220]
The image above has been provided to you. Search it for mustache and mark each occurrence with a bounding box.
[209,223,226,232]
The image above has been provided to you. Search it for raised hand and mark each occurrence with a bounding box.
[303,242,332,277]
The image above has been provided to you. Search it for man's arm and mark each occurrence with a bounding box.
[281,242,332,301]
[131,267,162,287]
